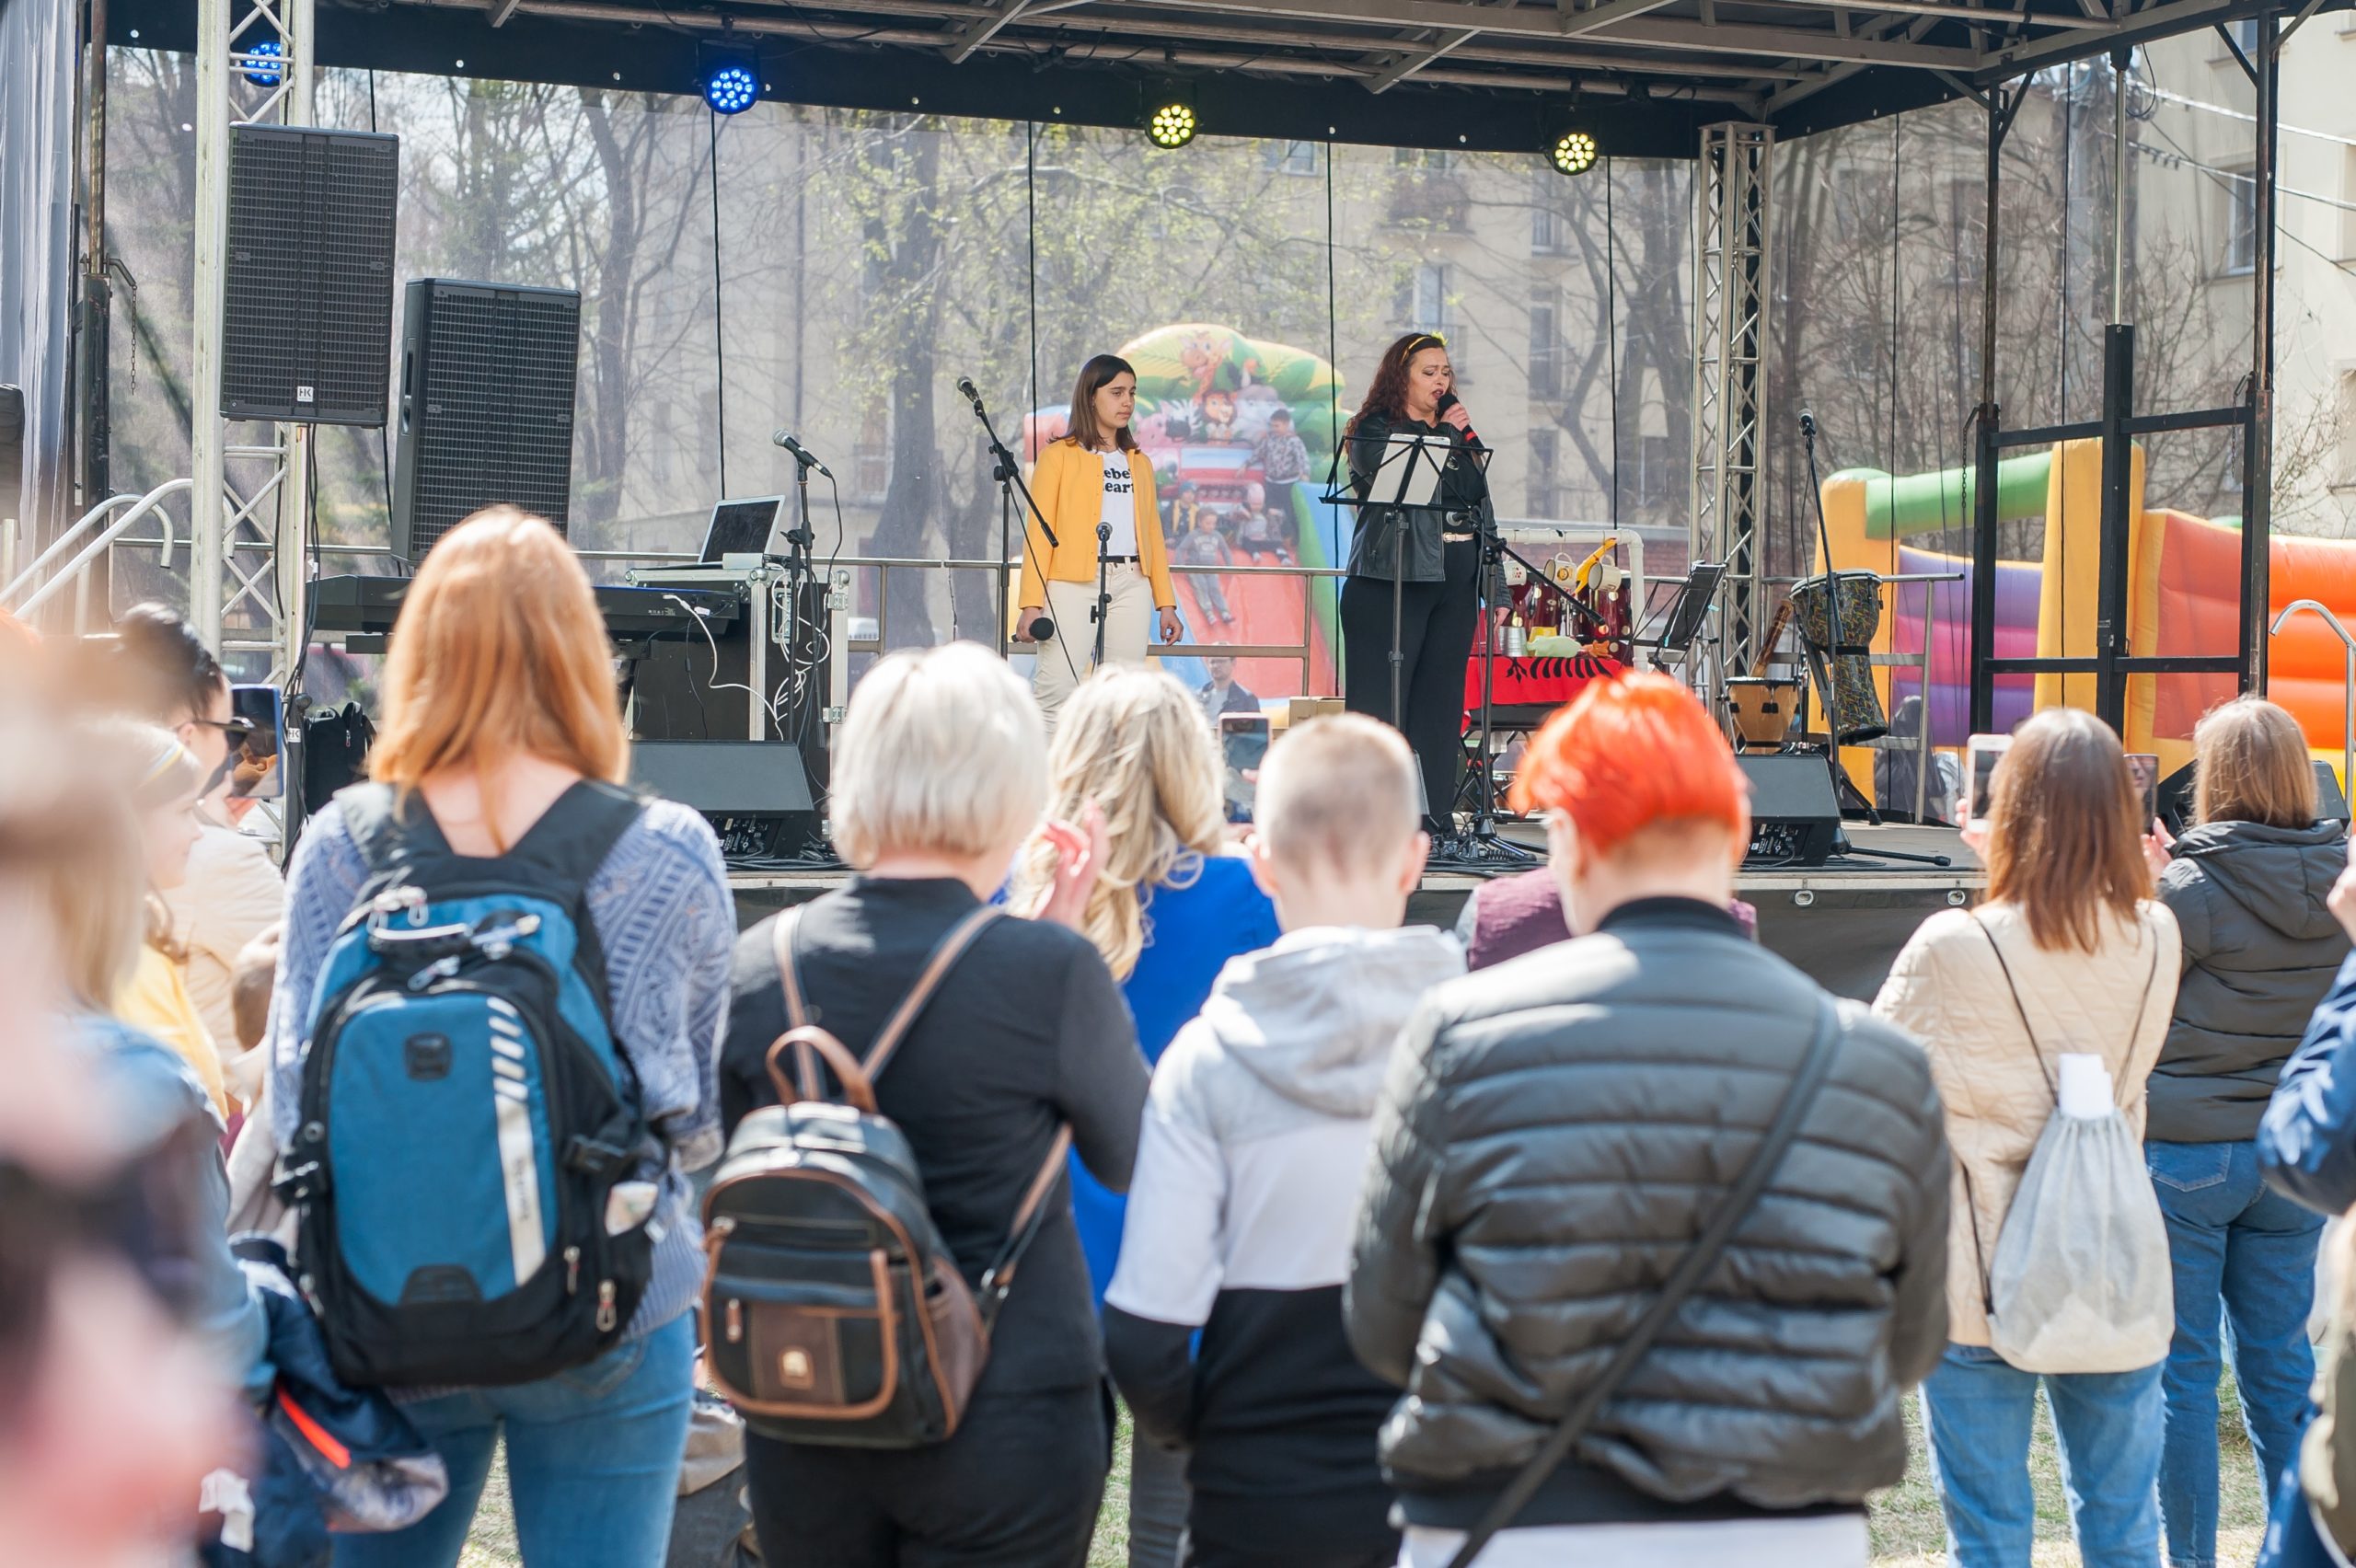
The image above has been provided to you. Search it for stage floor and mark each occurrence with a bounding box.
[728,820,1979,1000]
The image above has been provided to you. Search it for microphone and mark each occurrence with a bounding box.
[1026,614,1056,643]
[770,430,832,478]
[1436,389,1481,448]
[1798,409,1818,438]
[956,376,985,414]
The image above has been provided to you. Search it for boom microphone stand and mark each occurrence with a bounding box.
[957,377,1082,689]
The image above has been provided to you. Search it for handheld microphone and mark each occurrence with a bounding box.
[770,430,833,478]
[1026,615,1056,642]
[956,376,985,415]
[1435,389,1481,448]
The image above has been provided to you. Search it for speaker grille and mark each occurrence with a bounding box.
[221,125,398,426]
[392,280,582,564]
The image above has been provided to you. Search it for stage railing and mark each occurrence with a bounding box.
[93,534,1352,698]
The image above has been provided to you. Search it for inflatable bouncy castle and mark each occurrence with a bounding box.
[1819,439,2356,789]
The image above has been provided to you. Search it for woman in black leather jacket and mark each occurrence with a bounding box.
[1341,331,1491,836]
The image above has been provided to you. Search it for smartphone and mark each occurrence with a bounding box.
[2126,753,2160,828]
[1965,732,2013,828]
[227,684,286,801]
[1218,712,1271,826]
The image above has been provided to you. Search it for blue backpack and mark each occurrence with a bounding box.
[275,780,657,1389]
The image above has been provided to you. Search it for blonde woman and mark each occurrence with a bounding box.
[1012,666,1278,1568]
[2147,698,2347,1568]
[98,721,230,1121]
[1875,708,2181,1568]
[266,507,734,1568]
[716,642,1149,1567]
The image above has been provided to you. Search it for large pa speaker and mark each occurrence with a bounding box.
[1739,754,1842,868]
[221,125,398,426]
[391,279,581,565]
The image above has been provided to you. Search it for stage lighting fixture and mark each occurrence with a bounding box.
[704,62,758,115]
[242,36,285,87]
[1550,129,1600,176]
[1147,100,1198,150]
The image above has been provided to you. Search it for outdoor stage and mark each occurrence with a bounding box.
[724,820,1981,1001]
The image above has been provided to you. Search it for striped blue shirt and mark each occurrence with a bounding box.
[266,792,735,1343]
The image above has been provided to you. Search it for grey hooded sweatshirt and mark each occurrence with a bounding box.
[2155,817,2352,1143]
[1102,925,1465,1562]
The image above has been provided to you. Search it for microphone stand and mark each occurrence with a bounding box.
[958,386,1060,662]
[1092,520,1114,669]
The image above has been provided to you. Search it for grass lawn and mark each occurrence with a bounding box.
[463,1377,2275,1566]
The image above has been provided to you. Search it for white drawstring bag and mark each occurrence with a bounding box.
[1972,917,2175,1375]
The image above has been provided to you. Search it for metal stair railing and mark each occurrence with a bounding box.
[4,480,192,628]
[2270,598,2356,797]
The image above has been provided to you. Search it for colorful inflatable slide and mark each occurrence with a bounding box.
[1819,438,2356,788]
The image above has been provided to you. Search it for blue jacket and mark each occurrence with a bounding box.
[1073,855,1278,1306]
[2260,949,2356,1213]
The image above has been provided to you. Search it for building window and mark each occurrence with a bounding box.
[1531,175,1563,254]
[1393,146,1453,171]
[2336,373,2356,490]
[1528,428,1559,518]
[2226,171,2258,275]
[1529,301,1562,398]
[1408,263,1451,336]
[1265,140,1318,175]
[1634,433,1675,510]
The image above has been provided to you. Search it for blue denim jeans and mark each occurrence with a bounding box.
[334,1312,697,1568]
[1923,1343,2166,1568]
[2149,1137,2326,1568]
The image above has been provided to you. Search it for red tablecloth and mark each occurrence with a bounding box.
[1464,651,1626,714]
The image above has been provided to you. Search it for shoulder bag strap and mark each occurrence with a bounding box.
[1443,993,1847,1568]
[765,904,1003,1101]
[976,1123,1077,1331]
[1970,914,2060,1101]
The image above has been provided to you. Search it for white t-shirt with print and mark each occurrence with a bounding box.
[1098,449,1138,558]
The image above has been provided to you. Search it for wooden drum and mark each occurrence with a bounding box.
[1725,676,1799,752]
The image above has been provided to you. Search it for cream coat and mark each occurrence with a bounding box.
[1872,899,2179,1346]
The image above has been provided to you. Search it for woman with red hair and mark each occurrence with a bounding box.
[1348,672,1952,1568]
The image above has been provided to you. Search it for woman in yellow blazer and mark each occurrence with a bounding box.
[1017,354,1182,724]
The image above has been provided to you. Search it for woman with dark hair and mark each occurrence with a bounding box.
[1016,354,1184,728]
[1341,332,1489,836]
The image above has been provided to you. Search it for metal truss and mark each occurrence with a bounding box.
[1692,121,1772,680]
[191,0,315,683]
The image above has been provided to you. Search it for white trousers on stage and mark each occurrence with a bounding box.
[1033,562,1154,728]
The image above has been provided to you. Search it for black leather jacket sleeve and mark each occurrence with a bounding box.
[1345,994,1451,1389]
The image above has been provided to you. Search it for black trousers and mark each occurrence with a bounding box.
[743,1384,1114,1567]
[1341,536,1481,832]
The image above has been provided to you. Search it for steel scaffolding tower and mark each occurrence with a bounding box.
[191,0,314,683]
[1692,121,1772,679]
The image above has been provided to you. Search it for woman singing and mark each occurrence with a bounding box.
[1017,355,1184,729]
[1342,332,1489,837]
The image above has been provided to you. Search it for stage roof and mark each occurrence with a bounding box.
[113,0,2318,157]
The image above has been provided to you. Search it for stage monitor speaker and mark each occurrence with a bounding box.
[1739,754,1842,869]
[221,126,398,426]
[391,278,581,564]
[629,740,820,863]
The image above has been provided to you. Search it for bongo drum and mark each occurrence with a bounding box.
[1725,676,1799,752]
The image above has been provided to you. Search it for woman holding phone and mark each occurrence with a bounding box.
[1341,332,1491,838]
[1016,355,1184,730]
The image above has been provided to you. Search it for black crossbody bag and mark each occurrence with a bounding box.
[1443,994,1845,1568]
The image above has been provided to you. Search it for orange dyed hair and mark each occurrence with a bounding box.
[1507,671,1747,855]
[370,507,626,847]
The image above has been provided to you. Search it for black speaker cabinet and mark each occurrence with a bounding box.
[1739,754,1842,868]
[391,279,581,565]
[221,125,398,426]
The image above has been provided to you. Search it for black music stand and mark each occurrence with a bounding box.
[1633,556,1731,676]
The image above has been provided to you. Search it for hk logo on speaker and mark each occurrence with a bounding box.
[295,386,316,404]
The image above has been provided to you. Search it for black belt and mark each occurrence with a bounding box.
[1100,554,1140,564]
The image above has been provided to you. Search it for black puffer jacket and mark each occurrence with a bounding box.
[2154,818,2351,1143]
[1345,898,1950,1531]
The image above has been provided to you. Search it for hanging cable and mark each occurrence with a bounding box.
[1606,156,1619,534]
[1326,137,1342,578]
[1888,115,1901,584]
[709,108,728,495]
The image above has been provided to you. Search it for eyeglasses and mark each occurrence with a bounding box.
[188,715,257,744]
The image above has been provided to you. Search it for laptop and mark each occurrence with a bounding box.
[699,497,788,563]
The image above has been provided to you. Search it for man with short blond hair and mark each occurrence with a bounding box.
[1105,714,1462,1568]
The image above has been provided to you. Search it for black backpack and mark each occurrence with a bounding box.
[700,906,1069,1448]
[275,781,659,1388]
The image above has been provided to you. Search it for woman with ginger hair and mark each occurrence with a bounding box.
[265,506,734,1567]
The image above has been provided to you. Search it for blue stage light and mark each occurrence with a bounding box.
[705,63,757,115]
[242,37,284,87]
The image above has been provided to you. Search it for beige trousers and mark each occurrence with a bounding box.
[1033,562,1155,728]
